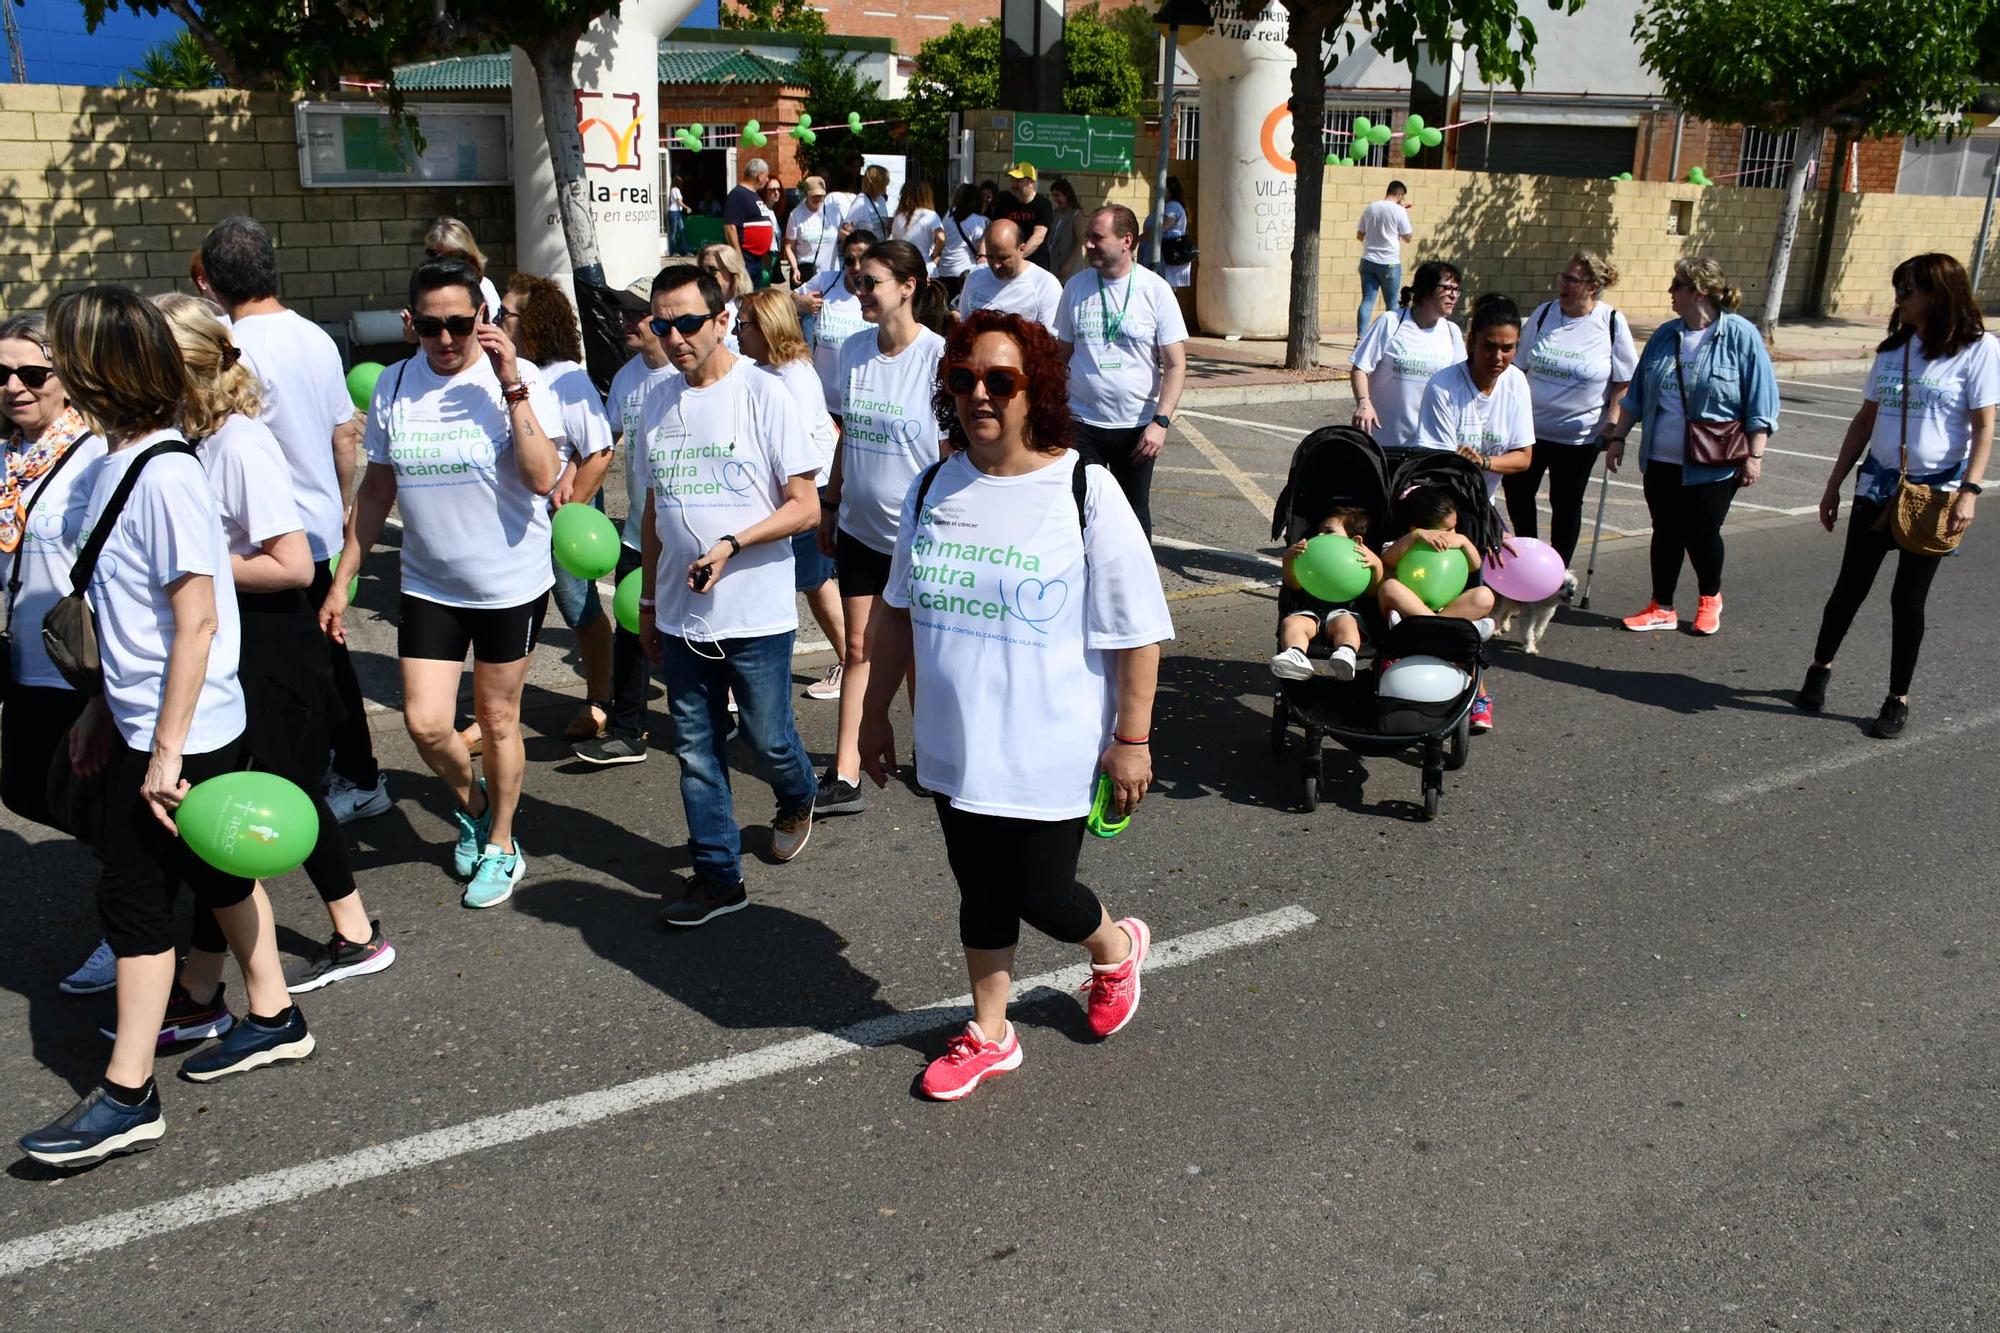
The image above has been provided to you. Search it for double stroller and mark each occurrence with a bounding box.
[1265,426,1502,820]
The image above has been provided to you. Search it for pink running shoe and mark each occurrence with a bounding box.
[919,1021,1022,1101]
[1622,601,1678,632]
[1082,917,1151,1039]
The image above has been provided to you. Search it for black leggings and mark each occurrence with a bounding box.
[608,543,651,740]
[1,683,86,831]
[1643,463,1738,603]
[1075,422,1156,539]
[934,797,1102,951]
[1502,440,1601,565]
[311,563,379,789]
[1812,497,1944,696]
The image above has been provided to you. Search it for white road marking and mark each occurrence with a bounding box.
[1763,446,1837,463]
[1599,475,1814,515]
[1177,416,1277,513]
[1782,407,1855,423]
[1154,535,1283,566]
[1704,707,2000,803]
[0,906,1318,1279]
[1158,464,1285,481]
[1778,379,1864,394]
[1180,408,1308,440]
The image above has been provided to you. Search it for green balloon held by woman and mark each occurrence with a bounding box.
[551,502,619,580]
[177,772,321,880]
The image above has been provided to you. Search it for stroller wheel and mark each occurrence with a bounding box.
[1443,713,1471,772]
[1422,782,1441,821]
[1301,755,1321,812]
[1269,690,1289,755]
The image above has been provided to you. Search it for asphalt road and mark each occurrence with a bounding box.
[6,370,1998,1330]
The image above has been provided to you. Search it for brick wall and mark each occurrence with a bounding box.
[1628,112,1903,192]
[668,89,810,183]
[0,84,516,326]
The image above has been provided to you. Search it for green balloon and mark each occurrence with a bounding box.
[1325,152,1342,166]
[1349,148,1369,165]
[797,112,813,128]
[1295,534,1372,603]
[613,567,644,634]
[689,122,704,138]
[551,502,619,580]
[1420,126,1443,147]
[177,771,320,880]
[1396,546,1470,610]
[744,119,761,135]
[1369,123,1393,145]
[847,111,863,131]
[1405,113,1426,133]
[1402,135,1423,158]
[345,361,384,410]
[795,128,817,145]
[1353,116,1373,135]
[326,555,357,602]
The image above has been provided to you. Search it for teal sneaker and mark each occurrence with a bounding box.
[451,781,491,878]
[463,841,524,909]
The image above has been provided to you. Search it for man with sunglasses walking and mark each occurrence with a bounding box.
[322,257,564,909]
[637,265,822,927]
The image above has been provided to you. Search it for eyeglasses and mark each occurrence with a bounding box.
[0,364,56,389]
[1435,284,1462,296]
[498,306,521,322]
[411,314,478,338]
[1557,273,1588,286]
[699,263,724,275]
[649,311,716,338]
[945,364,1027,399]
[1668,279,1693,292]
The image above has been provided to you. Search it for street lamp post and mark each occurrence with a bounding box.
[1145,0,1213,268]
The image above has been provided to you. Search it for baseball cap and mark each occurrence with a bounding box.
[613,275,654,312]
[1005,162,1038,181]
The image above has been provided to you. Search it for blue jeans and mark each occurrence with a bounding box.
[658,629,818,885]
[1357,259,1402,339]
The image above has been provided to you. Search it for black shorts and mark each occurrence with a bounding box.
[97,738,256,958]
[836,528,893,599]
[399,592,550,664]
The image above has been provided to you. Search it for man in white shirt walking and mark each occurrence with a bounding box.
[956,219,1063,330]
[199,215,388,825]
[1355,180,1414,339]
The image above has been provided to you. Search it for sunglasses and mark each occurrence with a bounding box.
[945,364,1026,399]
[650,311,716,338]
[0,364,55,389]
[411,314,479,338]
[852,275,897,293]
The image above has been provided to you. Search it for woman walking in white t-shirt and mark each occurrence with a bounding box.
[859,310,1173,1101]
[1504,251,1639,593]
[1801,253,1997,738]
[840,166,895,245]
[889,180,945,274]
[814,240,950,819]
[935,184,988,301]
[21,287,311,1167]
[1349,260,1464,448]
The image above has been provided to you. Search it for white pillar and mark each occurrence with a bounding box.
[511,0,700,291]
[1182,3,1297,338]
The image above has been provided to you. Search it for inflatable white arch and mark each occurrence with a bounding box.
[511,0,701,291]
[1182,2,1297,337]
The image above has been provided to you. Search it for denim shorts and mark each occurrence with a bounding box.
[792,529,834,591]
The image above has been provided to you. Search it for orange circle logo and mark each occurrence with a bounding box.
[1259,101,1295,175]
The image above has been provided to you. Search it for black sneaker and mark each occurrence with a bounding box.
[1797,664,1831,713]
[180,1006,315,1082]
[285,921,397,994]
[1870,696,1909,739]
[20,1082,164,1167]
[658,875,749,928]
[99,982,234,1046]
[813,771,866,816]
[573,732,648,766]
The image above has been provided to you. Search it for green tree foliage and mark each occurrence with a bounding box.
[1634,0,1992,338]
[1064,6,1147,116]
[1094,3,1163,101]
[125,27,221,89]
[792,38,897,171]
[719,0,827,35]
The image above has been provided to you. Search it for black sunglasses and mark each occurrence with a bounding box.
[650,311,716,338]
[852,274,894,293]
[0,364,56,389]
[945,364,1026,399]
[411,314,478,338]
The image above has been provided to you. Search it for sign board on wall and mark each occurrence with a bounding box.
[297,103,512,188]
[1012,113,1137,172]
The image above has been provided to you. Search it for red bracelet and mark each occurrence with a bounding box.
[1114,733,1149,745]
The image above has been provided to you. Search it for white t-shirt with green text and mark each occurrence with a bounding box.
[1412,362,1536,499]
[1350,310,1465,449]
[836,326,946,554]
[1518,301,1639,447]
[1055,265,1189,428]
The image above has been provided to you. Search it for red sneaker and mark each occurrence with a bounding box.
[1622,601,1678,632]
[1691,594,1723,636]
[1082,917,1151,1039]
[919,1021,1021,1101]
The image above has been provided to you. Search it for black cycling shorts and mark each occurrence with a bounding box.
[835,528,894,599]
[399,592,550,665]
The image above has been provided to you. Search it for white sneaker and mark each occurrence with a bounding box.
[1472,617,1495,642]
[1325,645,1357,681]
[325,772,391,824]
[804,661,844,700]
[1269,646,1315,681]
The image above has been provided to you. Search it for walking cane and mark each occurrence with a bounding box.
[1578,452,1613,610]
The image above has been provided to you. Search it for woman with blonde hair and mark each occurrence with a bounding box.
[156,293,394,994]
[424,215,503,316]
[737,287,846,701]
[1602,255,1778,637]
[890,179,944,273]
[841,164,893,241]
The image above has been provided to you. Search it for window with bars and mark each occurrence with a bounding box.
[705,125,741,149]
[1174,100,1200,159]
[1736,127,1798,189]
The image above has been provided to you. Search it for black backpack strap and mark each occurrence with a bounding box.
[1535,301,1552,334]
[4,433,90,614]
[69,439,195,594]
[1072,454,1091,533]
[912,459,947,520]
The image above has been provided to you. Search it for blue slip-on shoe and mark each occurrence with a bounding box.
[20,1083,164,1167]
[452,780,492,878]
[463,841,525,909]
[179,1007,315,1083]
[59,939,117,995]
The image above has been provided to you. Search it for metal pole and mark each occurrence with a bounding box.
[1482,84,1494,165]
[1669,110,1686,181]
[1973,143,1999,300]
[1145,24,1180,270]
[1579,457,1612,610]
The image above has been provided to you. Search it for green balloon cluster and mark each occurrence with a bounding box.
[790,111,816,146]
[1685,166,1713,186]
[1608,171,1635,181]
[345,361,384,410]
[1397,117,1443,158]
[847,111,863,133]
[742,118,768,149]
[551,503,619,580]
[1396,546,1470,610]
[674,123,705,152]
[177,771,320,880]
[1295,534,1372,603]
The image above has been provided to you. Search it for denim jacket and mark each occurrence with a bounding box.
[1621,311,1780,485]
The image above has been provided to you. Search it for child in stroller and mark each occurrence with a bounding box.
[1271,506,1383,682]
[1377,486,1497,632]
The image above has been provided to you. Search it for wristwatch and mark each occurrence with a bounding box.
[719,533,742,556]
[1962,482,1984,495]
[1151,413,1172,429]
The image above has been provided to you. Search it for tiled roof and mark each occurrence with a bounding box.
[392,46,800,92]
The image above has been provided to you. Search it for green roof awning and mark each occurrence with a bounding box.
[392,46,802,93]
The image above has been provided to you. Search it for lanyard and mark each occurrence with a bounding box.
[1096,271,1135,342]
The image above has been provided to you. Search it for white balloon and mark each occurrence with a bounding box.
[1379,655,1470,704]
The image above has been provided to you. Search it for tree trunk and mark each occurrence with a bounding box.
[1282,6,1334,371]
[525,29,605,286]
[157,0,249,86]
[1759,114,1828,344]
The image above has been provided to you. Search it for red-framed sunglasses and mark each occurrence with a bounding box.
[945,364,1027,399]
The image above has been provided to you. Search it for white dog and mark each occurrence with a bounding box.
[1491,592,1562,655]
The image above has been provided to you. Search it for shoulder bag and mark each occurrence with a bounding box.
[41,438,195,694]
[1877,339,1963,556]
[0,434,88,703]
[1672,327,1750,467]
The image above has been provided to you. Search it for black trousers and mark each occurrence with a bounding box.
[934,797,1101,951]
[1642,463,1738,604]
[310,563,379,789]
[1813,497,1945,697]
[1501,440,1601,566]
[1074,422,1155,539]
[1,682,87,832]
[98,738,255,958]
[608,544,651,740]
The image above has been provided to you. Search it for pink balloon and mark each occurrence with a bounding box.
[1485,536,1567,602]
